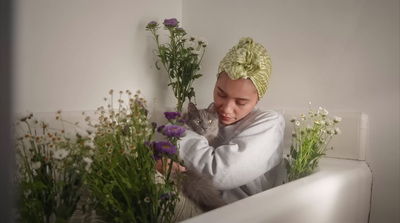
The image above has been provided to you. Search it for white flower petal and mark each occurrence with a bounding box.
[53,149,69,160]
[31,161,41,170]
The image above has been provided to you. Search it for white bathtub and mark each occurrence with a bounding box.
[27,108,372,223]
[182,157,372,223]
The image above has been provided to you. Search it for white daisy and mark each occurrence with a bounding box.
[53,149,69,160]
[334,127,341,135]
[333,116,342,123]
[31,161,41,170]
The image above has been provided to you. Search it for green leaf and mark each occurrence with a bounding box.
[284,158,291,173]
[193,74,203,79]
[291,146,298,160]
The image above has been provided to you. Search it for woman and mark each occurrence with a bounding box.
[179,37,285,203]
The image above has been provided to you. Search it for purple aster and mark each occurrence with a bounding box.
[175,27,186,34]
[148,21,157,25]
[157,125,165,133]
[163,18,179,27]
[164,112,181,120]
[163,125,186,138]
[146,21,158,30]
[178,118,186,124]
[153,153,162,161]
[160,192,175,200]
[154,141,177,155]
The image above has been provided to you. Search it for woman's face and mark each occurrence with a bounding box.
[213,72,259,125]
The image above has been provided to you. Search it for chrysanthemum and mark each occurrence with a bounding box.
[163,18,178,27]
[163,125,186,138]
[154,141,177,155]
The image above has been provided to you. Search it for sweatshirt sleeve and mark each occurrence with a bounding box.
[179,110,285,191]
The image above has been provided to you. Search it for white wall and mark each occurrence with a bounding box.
[13,0,182,113]
[182,0,399,223]
[12,0,399,222]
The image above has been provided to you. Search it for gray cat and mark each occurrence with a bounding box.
[176,169,226,212]
[177,102,226,213]
[184,102,219,147]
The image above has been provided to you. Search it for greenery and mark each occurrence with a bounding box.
[13,90,186,223]
[80,90,185,223]
[146,18,206,113]
[14,111,91,223]
[284,103,342,182]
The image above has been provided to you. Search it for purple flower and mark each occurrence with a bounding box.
[148,21,157,25]
[144,141,151,147]
[178,118,186,124]
[152,122,157,128]
[157,125,165,133]
[175,27,186,34]
[164,112,181,120]
[146,21,158,30]
[163,125,186,138]
[160,192,175,200]
[154,141,177,155]
[153,153,162,161]
[163,18,178,27]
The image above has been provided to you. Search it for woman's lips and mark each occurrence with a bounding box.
[219,115,231,122]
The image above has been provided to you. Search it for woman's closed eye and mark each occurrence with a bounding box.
[236,102,246,107]
[217,91,226,98]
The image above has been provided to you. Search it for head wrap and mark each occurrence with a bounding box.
[217,37,272,99]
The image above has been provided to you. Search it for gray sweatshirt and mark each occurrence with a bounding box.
[179,108,285,203]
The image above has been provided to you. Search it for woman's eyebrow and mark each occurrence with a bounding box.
[217,86,250,101]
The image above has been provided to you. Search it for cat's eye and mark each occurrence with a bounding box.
[194,120,201,125]
[208,119,213,124]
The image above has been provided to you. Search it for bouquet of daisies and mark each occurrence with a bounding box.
[284,103,342,182]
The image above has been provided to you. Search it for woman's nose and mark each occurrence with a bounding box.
[220,100,234,114]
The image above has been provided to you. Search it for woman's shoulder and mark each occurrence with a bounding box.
[232,108,285,138]
[235,108,284,132]
[251,108,284,123]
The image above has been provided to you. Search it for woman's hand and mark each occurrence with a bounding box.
[156,158,186,174]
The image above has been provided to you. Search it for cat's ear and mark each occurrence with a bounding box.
[207,102,216,113]
[188,102,198,117]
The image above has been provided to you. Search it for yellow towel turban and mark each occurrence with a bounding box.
[217,37,272,99]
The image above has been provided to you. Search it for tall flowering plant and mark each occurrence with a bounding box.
[284,103,342,182]
[13,111,92,223]
[146,18,207,113]
[80,90,186,223]
[152,112,187,222]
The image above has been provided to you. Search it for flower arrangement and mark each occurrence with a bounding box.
[13,111,92,223]
[146,18,207,113]
[78,90,186,223]
[13,90,187,223]
[284,103,342,182]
